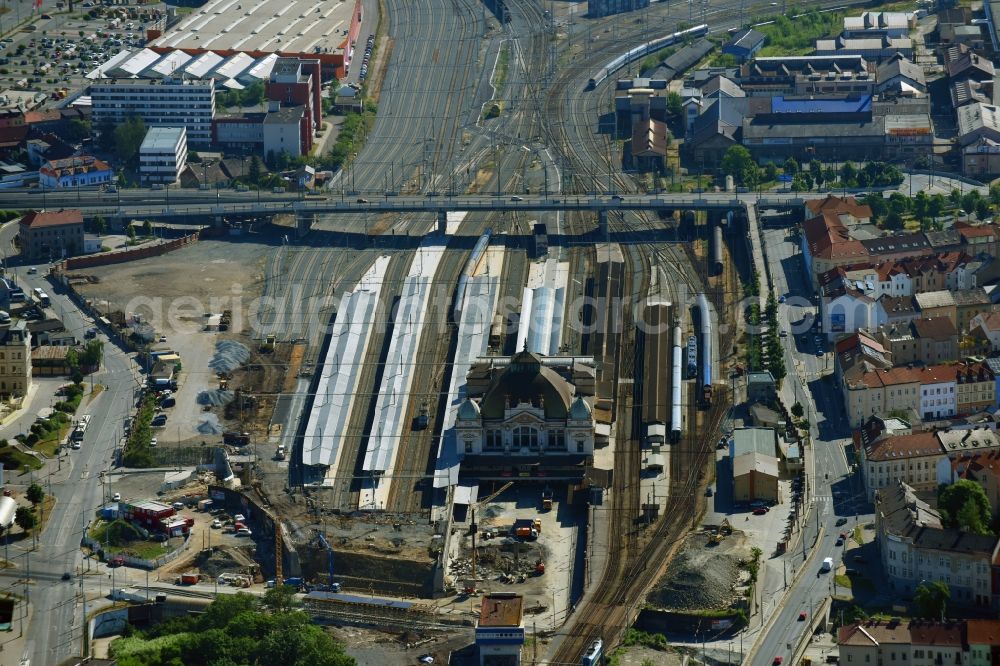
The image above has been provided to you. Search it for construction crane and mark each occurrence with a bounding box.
[275,521,283,586]
[312,530,340,592]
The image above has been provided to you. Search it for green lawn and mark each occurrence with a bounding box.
[835,574,853,589]
[34,423,70,457]
[852,526,864,545]
[0,446,42,472]
[88,520,171,560]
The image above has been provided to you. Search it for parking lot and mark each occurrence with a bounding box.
[704,445,802,559]
[0,1,166,102]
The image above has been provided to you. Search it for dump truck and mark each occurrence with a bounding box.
[512,518,541,540]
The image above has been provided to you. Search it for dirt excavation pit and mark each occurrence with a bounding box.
[450,537,548,586]
[647,532,752,611]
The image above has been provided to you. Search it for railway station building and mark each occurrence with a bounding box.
[455,350,595,480]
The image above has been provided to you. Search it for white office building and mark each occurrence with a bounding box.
[139,127,187,185]
[90,78,215,145]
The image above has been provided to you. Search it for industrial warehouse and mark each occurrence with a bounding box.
[86,0,362,83]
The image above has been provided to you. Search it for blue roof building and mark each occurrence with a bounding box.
[722,28,766,62]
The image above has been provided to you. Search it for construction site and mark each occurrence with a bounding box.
[59,196,747,652]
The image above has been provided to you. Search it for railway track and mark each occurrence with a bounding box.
[330,250,413,510]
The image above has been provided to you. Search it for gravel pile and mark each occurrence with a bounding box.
[208,340,250,374]
[647,537,743,611]
[197,414,223,435]
[198,390,235,406]
[195,549,246,578]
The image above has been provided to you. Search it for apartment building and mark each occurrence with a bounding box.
[918,365,958,421]
[90,78,215,145]
[876,481,999,607]
[18,209,85,260]
[839,620,1000,666]
[953,287,994,332]
[861,430,943,500]
[844,366,921,427]
[955,361,996,414]
[872,317,959,366]
[0,320,31,399]
[138,127,187,186]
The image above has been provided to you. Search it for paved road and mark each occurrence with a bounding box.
[1,219,142,664]
[749,226,871,666]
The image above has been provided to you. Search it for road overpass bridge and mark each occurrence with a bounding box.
[1,189,810,234]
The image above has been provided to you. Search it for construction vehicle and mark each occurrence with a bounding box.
[512,519,541,540]
[541,488,553,511]
[312,531,341,592]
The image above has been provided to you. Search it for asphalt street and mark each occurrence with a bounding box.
[0,222,142,665]
[748,227,873,666]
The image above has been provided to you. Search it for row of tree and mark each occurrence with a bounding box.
[861,185,999,231]
[721,147,904,191]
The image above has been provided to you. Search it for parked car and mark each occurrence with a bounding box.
[112,493,121,502]
[211,519,222,529]
[752,508,768,516]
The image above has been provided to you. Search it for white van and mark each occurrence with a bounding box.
[820,557,833,573]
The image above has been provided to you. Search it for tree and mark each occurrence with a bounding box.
[809,159,823,187]
[938,480,992,535]
[142,220,153,237]
[928,194,946,219]
[248,155,262,185]
[113,116,146,165]
[791,402,804,418]
[26,483,44,507]
[822,166,837,185]
[840,161,857,186]
[64,118,91,142]
[913,581,949,619]
[15,506,36,532]
[721,145,757,187]
[782,157,799,175]
[975,198,991,220]
[79,340,104,369]
[262,585,299,613]
[126,224,136,242]
[884,211,904,230]
[764,162,778,181]
[96,118,116,152]
[665,91,684,135]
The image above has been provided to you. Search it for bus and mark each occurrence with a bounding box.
[71,414,91,448]
[32,287,49,307]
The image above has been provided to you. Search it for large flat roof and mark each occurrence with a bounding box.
[141,126,186,152]
[152,0,354,55]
